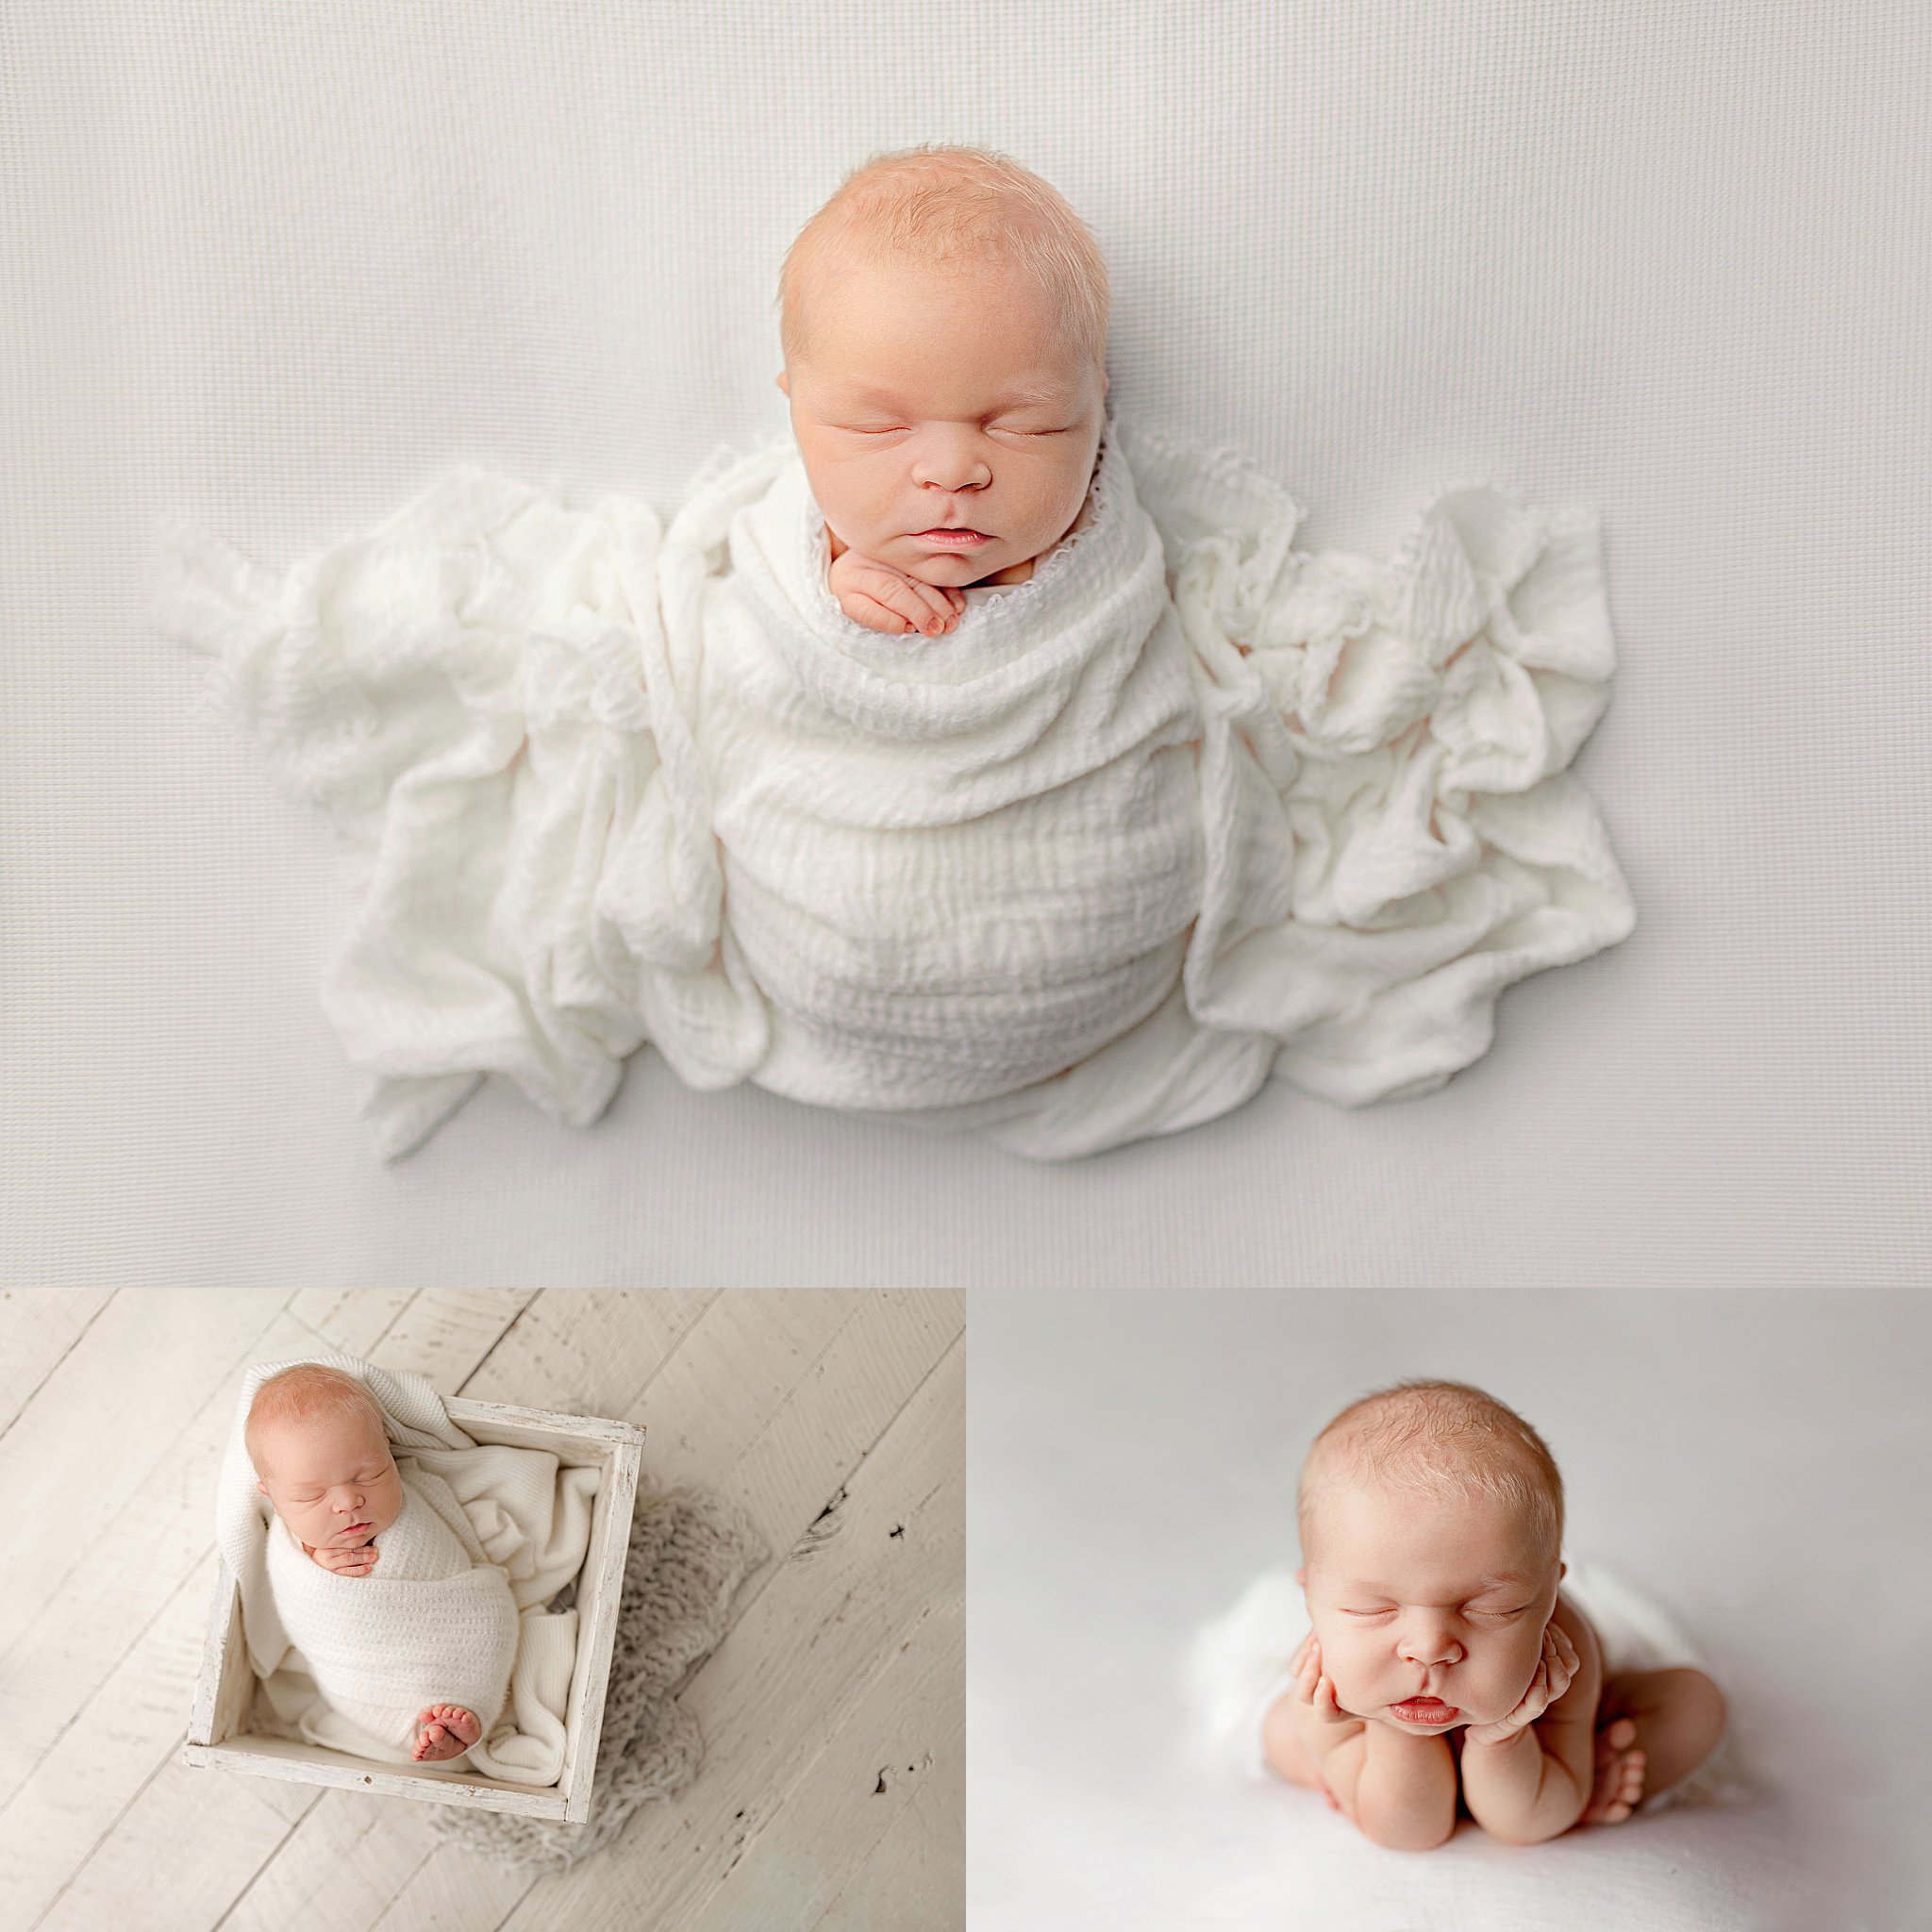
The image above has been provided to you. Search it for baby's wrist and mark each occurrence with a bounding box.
[1292,1699,1359,1751]
[1369,1715,1454,1751]
[1463,1718,1532,1751]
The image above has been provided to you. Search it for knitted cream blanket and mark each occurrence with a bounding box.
[154,415,1634,1159]
[217,1354,600,1780]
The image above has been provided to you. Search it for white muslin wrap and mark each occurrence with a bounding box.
[153,413,1635,1159]
[1182,1557,1746,1813]
[216,1354,601,1780]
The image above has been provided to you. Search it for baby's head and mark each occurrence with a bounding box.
[775,143,1110,588]
[1296,1379,1566,1734]
[247,1364,401,1549]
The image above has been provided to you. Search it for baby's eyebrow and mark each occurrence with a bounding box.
[1339,1572,1529,1598]
[844,382,1066,409]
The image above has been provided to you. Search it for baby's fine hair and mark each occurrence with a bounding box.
[245,1363,388,1482]
[776,142,1110,380]
[1296,1378,1565,1570]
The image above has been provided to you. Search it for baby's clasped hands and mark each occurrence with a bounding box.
[308,1537,379,1577]
[829,545,964,637]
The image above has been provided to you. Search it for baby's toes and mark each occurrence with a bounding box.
[1587,1752,1629,1820]
[1607,1717,1638,1751]
[1591,1748,1648,1824]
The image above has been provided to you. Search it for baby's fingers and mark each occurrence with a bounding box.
[1549,1625,1578,1694]
[1294,1634,1324,1699]
[871,570,958,635]
[842,591,923,637]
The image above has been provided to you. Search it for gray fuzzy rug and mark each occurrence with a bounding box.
[424,1483,766,1873]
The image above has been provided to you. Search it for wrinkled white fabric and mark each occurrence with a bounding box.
[1182,1555,1746,1812]
[153,414,1634,1159]
[216,1353,600,1782]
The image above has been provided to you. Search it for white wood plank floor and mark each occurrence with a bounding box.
[0,1288,964,1931]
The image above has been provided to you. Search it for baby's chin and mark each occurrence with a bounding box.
[903,546,998,580]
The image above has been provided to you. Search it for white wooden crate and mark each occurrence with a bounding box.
[183,1398,642,1823]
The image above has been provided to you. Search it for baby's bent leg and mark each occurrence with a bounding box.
[1596,1668,1727,1807]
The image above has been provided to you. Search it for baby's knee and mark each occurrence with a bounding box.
[1676,1668,1727,1750]
[1359,1808,1456,1852]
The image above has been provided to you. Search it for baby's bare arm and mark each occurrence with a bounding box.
[1284,1633,1457,1849]
[1459,1595,1598,1845]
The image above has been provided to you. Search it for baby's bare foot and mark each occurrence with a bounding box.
[411,1702,481,1763]
[1583,1716,1647,1824]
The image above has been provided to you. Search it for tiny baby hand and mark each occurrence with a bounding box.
[308,1539,379,1577]
[1291,1632,1362,1734]
[1464,1620,1578,1745]
[828,546,965,638]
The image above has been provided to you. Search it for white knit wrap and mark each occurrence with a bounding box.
[262,1469,519,1757]
[153,414,1635,1159]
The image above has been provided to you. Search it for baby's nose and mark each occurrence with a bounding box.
[912,447,991,492]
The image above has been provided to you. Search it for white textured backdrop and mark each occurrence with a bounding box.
[3,1,1928,1287]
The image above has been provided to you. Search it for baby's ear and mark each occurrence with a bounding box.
[775,371,790,395]
[1294,1566,1306,1588]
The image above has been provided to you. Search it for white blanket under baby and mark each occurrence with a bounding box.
[1183,1557,1746,1813]
[216,1353,600,1781]
[153,414,1636,1159]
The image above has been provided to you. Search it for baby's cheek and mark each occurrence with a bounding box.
[1474,1633,1546,1718]
[1313,1624,1378,1709]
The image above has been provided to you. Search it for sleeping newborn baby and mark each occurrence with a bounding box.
[1190,1380,1727,1848]
[249,1364,518,1766]
[156,142,1637,1161]
[774,181,1109,637]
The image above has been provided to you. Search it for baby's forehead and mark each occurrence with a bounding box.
[258,1413,389,1462]
[1310,1465,1543,1545]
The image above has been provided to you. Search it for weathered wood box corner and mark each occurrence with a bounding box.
[184,1398,642,1822]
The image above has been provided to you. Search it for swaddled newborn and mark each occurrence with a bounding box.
[249,1365,518,1765]
[155,142,1637,1159]
[1191,1380,1728,1848]
[774,156,1112,634]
